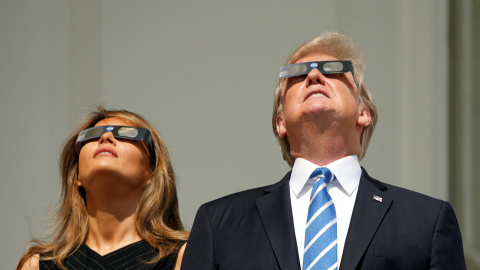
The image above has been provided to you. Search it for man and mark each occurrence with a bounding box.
[181,32,466,269]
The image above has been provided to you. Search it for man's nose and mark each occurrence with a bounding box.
[305,68,326,87]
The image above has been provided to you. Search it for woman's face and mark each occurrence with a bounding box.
[77,117,153,191]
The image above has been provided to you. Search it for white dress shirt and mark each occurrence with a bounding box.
[289,155,361,269]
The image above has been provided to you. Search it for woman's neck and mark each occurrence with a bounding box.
[84,188,144,255]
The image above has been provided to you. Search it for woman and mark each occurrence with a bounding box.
[17,107,188,270]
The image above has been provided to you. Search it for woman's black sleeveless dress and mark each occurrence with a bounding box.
[39,240,182,270]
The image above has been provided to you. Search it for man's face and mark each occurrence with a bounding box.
[276,53,370,141]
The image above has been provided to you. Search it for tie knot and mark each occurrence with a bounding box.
[309,167,334,184]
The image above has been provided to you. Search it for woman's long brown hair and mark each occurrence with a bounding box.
[17,106,188,270]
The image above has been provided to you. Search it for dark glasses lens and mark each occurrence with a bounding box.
[323,61,345,72]
[117,127,139,138]
[287,64,307,76]
[84,127,103,138]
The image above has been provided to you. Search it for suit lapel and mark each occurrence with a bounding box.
[255,172,301,270]
[339,168,392,270]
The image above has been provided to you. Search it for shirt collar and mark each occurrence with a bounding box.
[290,155,361,197]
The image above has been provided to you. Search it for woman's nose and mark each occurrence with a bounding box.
[97,132,116,146]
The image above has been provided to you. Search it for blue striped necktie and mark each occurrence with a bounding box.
[303,167,338,270]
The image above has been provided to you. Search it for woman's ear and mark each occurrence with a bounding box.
[144,177,152,187]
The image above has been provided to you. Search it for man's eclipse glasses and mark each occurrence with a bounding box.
[279,60,357,85]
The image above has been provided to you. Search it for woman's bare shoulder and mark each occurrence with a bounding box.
[18,254,39,270]
[173,242,187,270]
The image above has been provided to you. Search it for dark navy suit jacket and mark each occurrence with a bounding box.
[181,168,466,270]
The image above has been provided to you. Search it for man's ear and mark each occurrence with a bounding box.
[276,111,287,138]
[357,103,371,127]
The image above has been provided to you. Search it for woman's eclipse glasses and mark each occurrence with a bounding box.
[76,125,155,164]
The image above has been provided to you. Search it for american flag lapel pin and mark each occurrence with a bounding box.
[373,194,383,203]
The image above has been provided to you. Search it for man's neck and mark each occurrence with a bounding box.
[290,135,359,167]
[287,119,362,166]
